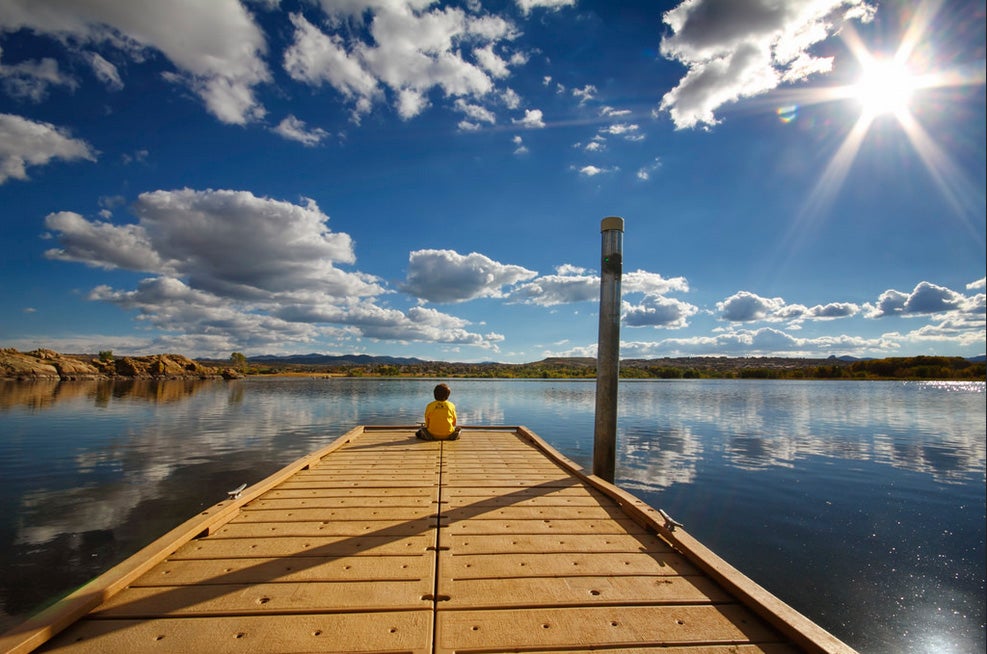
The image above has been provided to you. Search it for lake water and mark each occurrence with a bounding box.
[0,377,983,653]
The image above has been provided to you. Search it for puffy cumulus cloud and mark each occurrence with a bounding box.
[43,211,165,271]
[39,189,516,354]
[45,188,383,301]
[274,299,504,350]
[865,281,970,318]
[658,0,877,129]
[401,249,537,303]
[717,290,800,322]
[805,302,859,319]
[514,109,545,128]
[624,270,690,297]
[285,2,521,122]
[0,113,96,183]
[282,12,381,117]
[510,268,693,311]
[0,0,270,124]
[509,267,598,306]
[90,277,327,351]
[623,297,698,329]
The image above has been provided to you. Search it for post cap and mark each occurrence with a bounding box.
[600,216,624,232]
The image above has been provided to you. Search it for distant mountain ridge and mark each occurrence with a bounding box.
[246,353,429,366]
[224,352,986,366]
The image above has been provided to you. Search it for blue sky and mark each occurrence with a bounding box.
[0,0,984,363]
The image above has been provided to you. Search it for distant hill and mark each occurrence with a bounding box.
[246,353,428,366]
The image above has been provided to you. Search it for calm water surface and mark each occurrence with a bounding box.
[0,377,983,653]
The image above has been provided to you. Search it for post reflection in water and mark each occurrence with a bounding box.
[0,377,983,654]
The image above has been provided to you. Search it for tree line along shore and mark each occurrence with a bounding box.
[214,354,985,381]
[2,349,983,382]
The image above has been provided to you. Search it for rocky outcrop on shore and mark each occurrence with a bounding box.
[0,348,240,381]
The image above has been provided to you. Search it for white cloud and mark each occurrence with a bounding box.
[601,123,636,135]
[717,290,791,322]
[454,98,497,124]
[806,302,859,320]
[401,249,537,303]
[45,188,373,300]
[516,0,577,16]
[272,115,330,146]
[0,0,271,124]
[513,108,545,128]
[866,281,968,318]
[636,157,662,180]
[658,0,877,129]
[286,2,521,122]
[0,45,77,101]
[282,12,380,114]
[572,84,596,104]
[0,0,270,124]
[86,52,122,90]
[510,271,598,306]
[474,44,510,78]
[577,164,618,177]
[623,270,690,297]
[512,135,528,154]
[624,296,699,329]
[44,211,164,271]
[0,113,96,184]
[44,188,507,353]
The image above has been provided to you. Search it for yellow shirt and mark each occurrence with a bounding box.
[424,399,457,438]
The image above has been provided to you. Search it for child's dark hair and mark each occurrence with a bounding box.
[433,383,451,401]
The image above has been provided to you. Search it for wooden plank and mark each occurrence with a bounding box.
[441,504,627,521]
[440,575,733,608]
[92,579,433,616]
[233,505,435,521]
[434,605,786,653]
[129,555,430,586]
[442,492,606,507]
[247,495,435,508]
[443,532,672,554]
[442,517,646,535]
[42,612,432,654]
[168,533,433,559]
[214,517,435,537]
[441,551,700,578]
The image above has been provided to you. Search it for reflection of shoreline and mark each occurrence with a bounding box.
[0,379,229,411]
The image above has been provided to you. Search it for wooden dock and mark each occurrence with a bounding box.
[1,426,856,653]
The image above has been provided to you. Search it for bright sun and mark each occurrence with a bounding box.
[851,57,917,117]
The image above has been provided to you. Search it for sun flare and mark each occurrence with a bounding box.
[851,57,916,118]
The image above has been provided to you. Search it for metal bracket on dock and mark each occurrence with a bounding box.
[227,483,247,500]
[658,509,684,532]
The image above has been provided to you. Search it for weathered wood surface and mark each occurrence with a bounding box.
[1,426,856,654]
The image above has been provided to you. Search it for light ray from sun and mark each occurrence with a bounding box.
[774,0,986,257]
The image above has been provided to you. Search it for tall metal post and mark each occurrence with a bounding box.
[593,216,623,482]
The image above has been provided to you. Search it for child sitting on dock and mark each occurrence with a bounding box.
[416,383,461,441]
